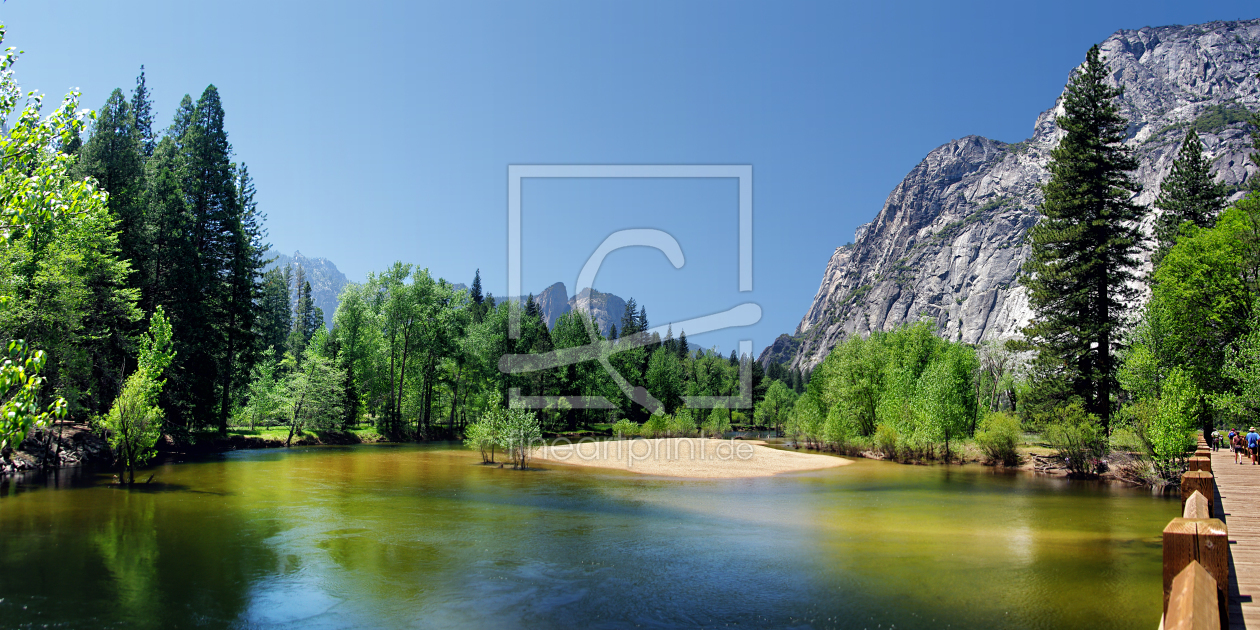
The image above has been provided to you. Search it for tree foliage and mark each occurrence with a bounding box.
[1021,45,1144,431]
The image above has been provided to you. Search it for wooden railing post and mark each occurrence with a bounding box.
[1181,471,1215,517]
[1163,451,1228,630]
[1164,561,1219,630]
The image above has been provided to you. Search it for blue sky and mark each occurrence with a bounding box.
[1,1,1255,356]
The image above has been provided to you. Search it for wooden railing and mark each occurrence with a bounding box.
[1160,435,1227,630]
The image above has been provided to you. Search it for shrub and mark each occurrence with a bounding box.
[1044,402,1108,477]
[611,418,639,439]
[874,423,898,459]
[974,411,1021,466]
[667,410,697,437]
[702,407,731,437]
[641,414,668,438]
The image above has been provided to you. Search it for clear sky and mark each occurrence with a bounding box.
[0,1,1255,356]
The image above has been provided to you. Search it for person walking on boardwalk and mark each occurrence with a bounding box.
[1248,427,1260,465]
[1212,429,1221,451]
[1233,430,1246,465]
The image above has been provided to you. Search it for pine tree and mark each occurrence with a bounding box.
[1152,129,1227,268]
[178,85,245,431]
[288,279,319,354]
[677,330,688,359]
[217,163,267,431]
[636,305,649,334]
[620,297,638,336]
[131,66,156,157]
[608,323,618,340]
[170,94,195,144]
[470,269,485,323]
[257,268,291,354]
[287,266,310,354]
[77,89,147,293]
[1021,45,1144,432]
[470,269,484,305]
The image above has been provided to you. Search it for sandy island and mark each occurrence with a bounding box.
[531,437,850,478]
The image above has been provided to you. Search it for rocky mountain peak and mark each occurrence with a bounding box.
[766,18,1260,372]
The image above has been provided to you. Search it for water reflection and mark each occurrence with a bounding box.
[0,444,1175,629]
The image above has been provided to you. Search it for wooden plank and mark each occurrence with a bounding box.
[1209,445,1260,629]
[1191,457,1214,473]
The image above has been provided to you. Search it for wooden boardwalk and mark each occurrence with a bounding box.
[1211,446,1260,628]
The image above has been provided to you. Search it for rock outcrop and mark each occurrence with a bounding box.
[529,282,629,337]
[767,19,1260,372]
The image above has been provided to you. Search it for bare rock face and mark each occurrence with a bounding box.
[769,19,1260,372]
[534,282,570,329]
[570,287,627,337]
[531,282,629,337]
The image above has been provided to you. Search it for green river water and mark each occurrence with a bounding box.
[0,443,1176,629]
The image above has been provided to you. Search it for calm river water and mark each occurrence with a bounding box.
[0,443,1175,629]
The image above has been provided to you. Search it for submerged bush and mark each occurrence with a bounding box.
[974,411,1021,466]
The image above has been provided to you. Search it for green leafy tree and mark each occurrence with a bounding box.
[0,30,105,451]
[242,347,281,430]
[1152,129,1227,268]
[755,379,796,432]
[101,307,175,484]
[464,400,506,463]
[498,402,541,470]
[1021,45,1144,432]
[645,347,684,414]
[279,333,346,446]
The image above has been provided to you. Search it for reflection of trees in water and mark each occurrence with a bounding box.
[0,481,285,629]
[93,492,160,627]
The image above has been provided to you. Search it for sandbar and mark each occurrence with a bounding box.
[531,437,850,478]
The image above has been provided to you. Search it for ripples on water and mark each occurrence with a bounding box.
[0,444,1174,629]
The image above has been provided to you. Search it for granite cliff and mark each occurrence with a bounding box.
[767,19,1260,372]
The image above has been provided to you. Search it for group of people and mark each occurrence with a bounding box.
[1217,427,1260,464]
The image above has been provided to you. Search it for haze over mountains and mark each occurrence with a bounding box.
[762,19,1260,371]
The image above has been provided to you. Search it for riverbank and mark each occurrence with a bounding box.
[1,423,391,476]
[531,437,851,478]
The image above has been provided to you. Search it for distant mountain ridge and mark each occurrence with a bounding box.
[267,251,348,330]
[527,282,628,338]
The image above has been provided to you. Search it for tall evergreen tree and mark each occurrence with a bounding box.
[636,305,649,334]
[257,268,291,354]
[1021,45,1144,432]
[470,269,484,323]
[179,85,245,431]
[131,66,156,157]
[1152,129,1227,268]
[620,297,639,336]
[677,330,688,359]
[75,89,147,294]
